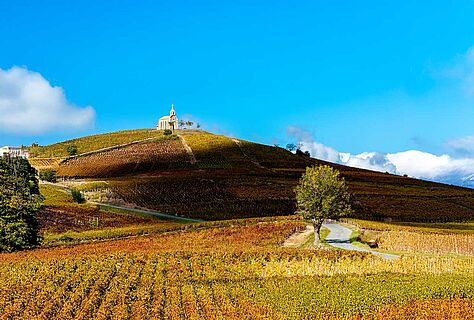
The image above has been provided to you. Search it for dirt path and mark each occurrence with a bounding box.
[232,139,268,170]
[178,134,197,164]
[283,225,314,247]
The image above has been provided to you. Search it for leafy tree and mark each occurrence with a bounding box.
[178,120,186,129]
[286,143,297,152]
[0,156,43,252]
[39,169,57,183]
[0,155,39,194]
[66,144,78,156]
[295,165,352,245]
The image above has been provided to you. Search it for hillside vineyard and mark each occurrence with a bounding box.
[28,129,474,222]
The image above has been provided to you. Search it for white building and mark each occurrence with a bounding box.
[0,146,29,158]
[157,104,178,130]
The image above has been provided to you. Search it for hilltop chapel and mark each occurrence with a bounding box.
[156,104,178,130]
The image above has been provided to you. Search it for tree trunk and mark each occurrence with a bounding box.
[312,219,323,246]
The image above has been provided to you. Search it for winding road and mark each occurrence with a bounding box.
[323,222,399,260]
[91,202,204,223]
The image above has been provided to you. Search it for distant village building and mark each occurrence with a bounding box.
[0,146,29,158]
[157,104,178,130]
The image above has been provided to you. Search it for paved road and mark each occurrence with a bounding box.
[91,202,204,223]
[323,222,399,260]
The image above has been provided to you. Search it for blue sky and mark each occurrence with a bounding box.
[2,1,474,185]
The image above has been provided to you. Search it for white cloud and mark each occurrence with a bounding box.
[346,152,397,173]
[288,126,474,187]
[300,141,341,164]
[0,66,95,134]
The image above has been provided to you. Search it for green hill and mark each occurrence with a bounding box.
[30,129,474,222]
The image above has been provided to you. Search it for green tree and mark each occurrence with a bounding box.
[295,165,352,245]
[0,156,43,252]
[286,143,297,152]
[66,145,78,156]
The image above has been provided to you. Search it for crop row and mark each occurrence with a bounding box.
[1,221,474,319]
[57,139,191,177]
[29,129,164,158]
[377,230,474,256]
[109,175,297,220]
[352,195,474,222]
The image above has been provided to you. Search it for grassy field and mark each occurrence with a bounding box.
[1,218,473,319]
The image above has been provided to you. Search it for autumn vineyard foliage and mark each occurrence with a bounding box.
[348,218,474,256]
[28,130,474,222]
[57,137,191,177]
[1,220,474,319]
[13,129,474,319]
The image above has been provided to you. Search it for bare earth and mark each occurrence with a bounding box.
[283,225,314,248]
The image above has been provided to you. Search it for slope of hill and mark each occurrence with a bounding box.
[29,129,474,222]
[28,129,164,158]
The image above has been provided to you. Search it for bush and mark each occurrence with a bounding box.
[163,129,173,136]
[39,169,57,182]
[71,188,86,204]
[66,145,78,156]
[295,149,311,157]
[0,156,43,252]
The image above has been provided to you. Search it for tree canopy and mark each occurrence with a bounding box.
[295,165,352,244]
[0,156,43,252]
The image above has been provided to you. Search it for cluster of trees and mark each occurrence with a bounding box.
[0,156,43,252]
[286,143,311,157]
[178,120,201,129]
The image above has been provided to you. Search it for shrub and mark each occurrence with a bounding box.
[295,149,310,157]
[66,145,78,156]
[163,129,173,136]
[39,169,57,182]
[71,188,86,204]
